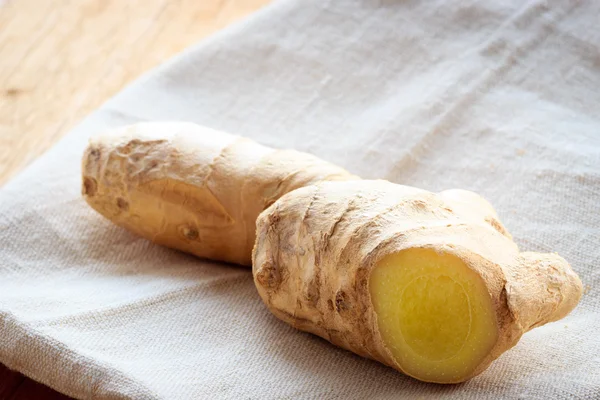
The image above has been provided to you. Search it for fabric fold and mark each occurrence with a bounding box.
[1,0,599,398]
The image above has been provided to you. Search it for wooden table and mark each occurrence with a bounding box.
[0,0,271,397]
[0,0,271,186]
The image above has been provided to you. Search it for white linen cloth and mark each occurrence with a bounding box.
[1,0,599,398]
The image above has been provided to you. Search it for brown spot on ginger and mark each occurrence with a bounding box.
[181,225,199,240]
[82,177,98,196]
[256,260,281,291]
[485,216,508,236]
[335,290,349,312]
[116,198,129,211]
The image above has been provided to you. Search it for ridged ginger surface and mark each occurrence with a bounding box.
[82,122,582,383]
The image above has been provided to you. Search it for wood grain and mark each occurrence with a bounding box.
[0,0,270,397]
[0,0,271,186]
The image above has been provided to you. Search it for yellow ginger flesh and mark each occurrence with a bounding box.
[371,248,497,383]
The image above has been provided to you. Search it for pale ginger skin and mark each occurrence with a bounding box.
[82,122,583,384]
[253,181,582,382]
[82,122,357,265]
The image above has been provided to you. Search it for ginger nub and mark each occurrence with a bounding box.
[370,248,498,383]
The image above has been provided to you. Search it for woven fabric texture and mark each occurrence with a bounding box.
[1,0,599,398]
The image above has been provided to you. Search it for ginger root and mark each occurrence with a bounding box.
[82,122,356,265]
[253,181,582,383]
[82,122,582,384]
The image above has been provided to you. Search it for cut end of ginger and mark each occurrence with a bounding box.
[370,248,498,383]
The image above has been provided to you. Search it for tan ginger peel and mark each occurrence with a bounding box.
[82,122,582,383]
